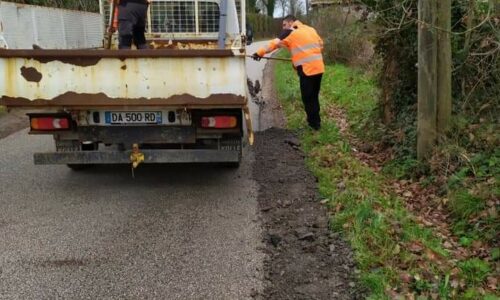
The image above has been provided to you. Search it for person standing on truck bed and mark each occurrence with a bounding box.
[252,15,324,131]
[117,0,152,49]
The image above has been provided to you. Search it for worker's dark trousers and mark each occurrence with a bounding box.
[298,66,323,130]
[118,1,148,49]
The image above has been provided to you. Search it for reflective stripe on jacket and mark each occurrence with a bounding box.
[256,21,324,76]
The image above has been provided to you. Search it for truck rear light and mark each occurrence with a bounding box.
[201,116,237,128]
[30,117,70,131]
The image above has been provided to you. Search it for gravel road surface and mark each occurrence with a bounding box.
[0,42,270,299]
[0,129,264,299]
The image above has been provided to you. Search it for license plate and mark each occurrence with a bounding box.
[105,111,162,124]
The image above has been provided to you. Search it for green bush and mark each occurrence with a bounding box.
[448,189,485,219]
[309,6,375,66]
[365,0,499,122]
[458,258,491,286]
[246,13,279,39]
[362,1,499,183]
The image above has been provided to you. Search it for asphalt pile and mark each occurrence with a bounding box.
[253,128,364,300]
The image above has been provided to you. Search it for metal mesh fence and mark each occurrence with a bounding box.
[152,1,196,33]
[0,2,103,49]
[198,1,219,32]
[103,0,242,34]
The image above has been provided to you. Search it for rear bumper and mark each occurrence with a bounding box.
[34,149,240,165]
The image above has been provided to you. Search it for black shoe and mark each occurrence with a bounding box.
[309,124,321,131]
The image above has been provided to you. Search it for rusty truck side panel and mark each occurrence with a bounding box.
[0,49,247,108]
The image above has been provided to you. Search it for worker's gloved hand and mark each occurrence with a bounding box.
[251,53,262,61]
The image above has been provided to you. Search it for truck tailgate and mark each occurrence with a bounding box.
[0,49,247,108]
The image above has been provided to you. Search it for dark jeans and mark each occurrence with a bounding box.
[118,1,148,49]
[298,66,323,130]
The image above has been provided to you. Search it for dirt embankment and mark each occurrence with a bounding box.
[253,129,362,299]
[251,63,362,299]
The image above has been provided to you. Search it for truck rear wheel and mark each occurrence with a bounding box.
[221,161,240,168]
[67,164,88,171]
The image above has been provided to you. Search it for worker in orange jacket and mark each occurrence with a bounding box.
[253,15,324,130]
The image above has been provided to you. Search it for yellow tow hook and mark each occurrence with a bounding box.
[130,143,144,177]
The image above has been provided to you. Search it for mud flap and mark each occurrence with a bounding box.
[243,105,254,145]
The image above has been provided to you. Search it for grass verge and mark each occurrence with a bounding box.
[274,51,498,298]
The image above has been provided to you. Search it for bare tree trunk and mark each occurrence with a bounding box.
[279,0,287,17]
[464,0,475,52]
[288,0,304,16]
[417,0,438,160]
[263,0,275,17]
[381,55,398,124]
[493,0,499,12]
[436,0,452,137]
[462,0,475,97]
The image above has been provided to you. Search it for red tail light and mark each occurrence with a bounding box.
[30,117,70,131]
[201,116,237,128]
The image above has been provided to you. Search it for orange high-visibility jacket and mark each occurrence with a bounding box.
[257,21,324,76]
[109,0,119,30]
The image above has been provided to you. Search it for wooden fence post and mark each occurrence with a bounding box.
[417,0,438,160]
[437,0,452,137]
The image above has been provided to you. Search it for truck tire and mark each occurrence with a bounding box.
[222,161,240,168]
[67,164,88,171]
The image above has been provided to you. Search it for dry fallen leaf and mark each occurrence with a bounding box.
[443,241,453,249]
[459,279,466,288]
[486,276,498,290]
[425,249,439,262]
[472,240,483,249]
[405,292,415,300]
[403,191,413,198]
[488,207,498,218]
[421,218,434,227]
[400,272,413,283]
[409,241,424,253]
